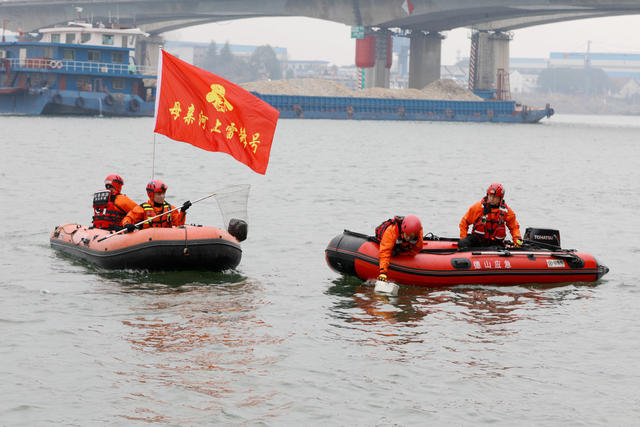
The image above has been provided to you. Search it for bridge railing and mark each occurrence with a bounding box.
[1,57,156,76]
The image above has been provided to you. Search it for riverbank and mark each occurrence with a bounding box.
[515,92,640,115]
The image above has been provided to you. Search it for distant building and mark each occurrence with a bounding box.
[549,52,640,78]
[610,77,640,99]
[285,59,331,78]
[509,70,538,94]
[163,40,288,64]
[327,65,361,90]
[392,36,410,76]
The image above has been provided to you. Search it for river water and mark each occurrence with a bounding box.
[1,114,639,425]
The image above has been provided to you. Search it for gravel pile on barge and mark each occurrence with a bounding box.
[241,78,482,101]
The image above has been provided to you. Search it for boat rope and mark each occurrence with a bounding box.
[183,226,189,256]
[56,224,81,236]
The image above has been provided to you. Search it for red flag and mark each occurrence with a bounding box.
[153,50,279,174]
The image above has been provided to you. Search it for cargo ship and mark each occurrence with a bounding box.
[0,21,156,116]
[250,92,554,123]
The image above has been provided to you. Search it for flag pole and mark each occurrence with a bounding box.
[151,48,164,180]
[152,133,156,179]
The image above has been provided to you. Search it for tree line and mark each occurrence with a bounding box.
[537,67,612,95]
[197,41,284,83]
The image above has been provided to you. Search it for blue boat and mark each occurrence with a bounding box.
[0,22,155,116]
[250,92,554,123]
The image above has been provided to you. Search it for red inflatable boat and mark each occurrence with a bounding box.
[325,229,609,288]
[50,223,243,271]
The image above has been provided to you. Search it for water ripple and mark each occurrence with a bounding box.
[2,115,639,424]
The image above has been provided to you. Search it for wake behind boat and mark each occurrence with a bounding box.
[325,228,609,288]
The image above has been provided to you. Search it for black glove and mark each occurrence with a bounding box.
[124,223,137,233]
[181,200,192,213]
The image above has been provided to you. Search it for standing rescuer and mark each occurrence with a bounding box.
[92,174,137,231]
[122,179,192,232]
[375,215,424,282]
[459,182,522,249]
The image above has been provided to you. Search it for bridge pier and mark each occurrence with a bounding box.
[408,31,443,90]
[135,35,164,70]
[469,31,512,93]
[362,30,392,88]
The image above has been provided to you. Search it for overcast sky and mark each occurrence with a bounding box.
[165,14,640,66]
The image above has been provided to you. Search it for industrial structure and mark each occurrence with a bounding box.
[2,0,640,95]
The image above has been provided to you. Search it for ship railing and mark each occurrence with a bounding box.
[3,57,156,76]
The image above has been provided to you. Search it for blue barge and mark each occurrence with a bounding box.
[251,92,554,123]
[0,22,155,116]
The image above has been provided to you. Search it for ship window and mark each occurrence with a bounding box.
[51,34,61,43]
[112,52,125,63]
[42,47,53,59]
[81,33,91,43]
[88,50,100,62]
[76,77,91,90]
[65,33,76,44]
[112,79,125,90]
[62,49,75,60]
[102,34,114,45]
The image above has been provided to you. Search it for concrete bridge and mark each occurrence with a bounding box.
[2,0,640,91]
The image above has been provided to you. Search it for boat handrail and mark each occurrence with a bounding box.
[2,57,156,76]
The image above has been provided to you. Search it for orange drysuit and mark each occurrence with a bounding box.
[122,200,186,229]
[378,224,424,275]
[459,200,521,241]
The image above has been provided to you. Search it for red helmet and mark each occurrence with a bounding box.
[104,174,123,193]
[401,215,422,238]
[146,179,167,196]
[486,183,505,198]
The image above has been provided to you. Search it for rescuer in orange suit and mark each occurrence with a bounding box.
[122,179,191,232]
[376,214,424,282]
[92,174,137,231]
[458,183,522,249]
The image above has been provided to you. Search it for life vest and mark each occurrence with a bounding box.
[140,201,173,228]
[472,198,508,242]
[375,216,414,254]
[375,216,403,242]
[92,190,129,231]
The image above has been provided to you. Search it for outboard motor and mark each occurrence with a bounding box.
[524,227,561,249]
[228,218,248,242]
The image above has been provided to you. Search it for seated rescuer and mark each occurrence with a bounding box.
[92,174,137,231]
[375,215,424,282]
[121,179,191,232]
[458,182,522,249]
